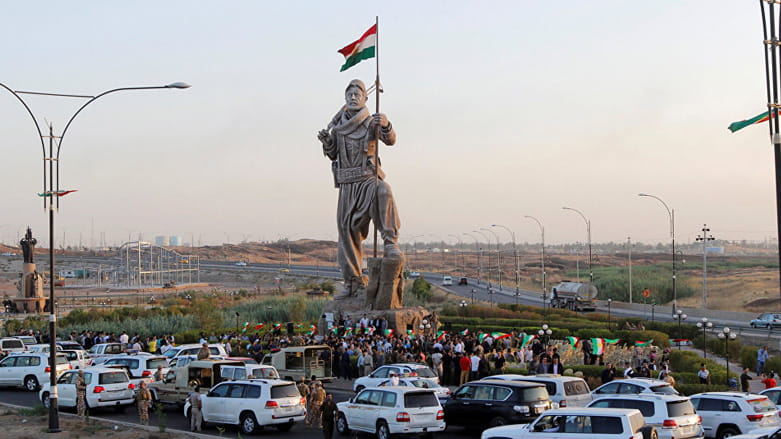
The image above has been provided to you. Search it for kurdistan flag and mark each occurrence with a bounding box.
[566,336,579,346]
[338,24,377,72]
[604,338,620,345]
[591,338,605,356]
[492,332,511,340]
[728,110,773,133]
[520,334,536,348]
[635,339,653,347]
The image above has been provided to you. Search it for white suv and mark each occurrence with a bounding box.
[40,367,136,412]
[0,352,71,391]
[353,363,439,392]
[486,374,593,407]
[337,387,446,438]
[162,343,227,364]
[592,378,679,397]
[0,337,26,356]
[589,394,704,439]
[480,407,649,439]
[183,379,305,434]
[690,392,780,438]
[101,353,169,380]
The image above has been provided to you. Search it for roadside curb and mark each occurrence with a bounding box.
[0,401,213,438]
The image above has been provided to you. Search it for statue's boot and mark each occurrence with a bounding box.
[384,243,402,258]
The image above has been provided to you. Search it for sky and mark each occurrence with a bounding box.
[0,1,776,248]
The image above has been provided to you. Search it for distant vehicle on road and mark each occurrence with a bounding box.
[750,313,781,328]
[235,261,247,266]
[550,281,598,311]
[279,267,290,273]
[458,277,468,285]
[0,252,17,257]
[409,271,420,278]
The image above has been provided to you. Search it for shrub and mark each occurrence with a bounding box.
[566,365,604,379]
[411,277,432,302]
[676,383,731,396]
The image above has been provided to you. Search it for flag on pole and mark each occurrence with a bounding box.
[460,329,469,336]
[254,323,264,330]
[37,190,78,197]
[478,332,488,343]
[344,327,353,335]
[604,338,620,345]
[566,336,580,346]
[591,338,605,356]
[635,339,653,347]
[728,111,774,133]
[338,24,377,72]
[437,330,448,341]
[242,322,250,333]
[520,334,536,348]
[272,323,282,331]
[308,325,316,336]
[492,332,511,340]
[384,328,394,337]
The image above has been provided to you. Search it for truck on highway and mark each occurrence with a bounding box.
[549,281,598,311]
[261,345,334,382]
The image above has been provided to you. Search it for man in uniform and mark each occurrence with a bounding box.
[307,381,326,428]
[196,342,210,360]
[318,79,401,296]
[136,381,152,425]
[76,369,87,418]
[187,385,203,432]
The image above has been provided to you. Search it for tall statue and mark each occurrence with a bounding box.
[20,227,36,264]
[318,79,402,296]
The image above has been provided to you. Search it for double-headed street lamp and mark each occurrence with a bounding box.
[718,327,737,383]
[639,193,677,314]
[538,324,552,347]
[562,207,592,284]
[0,81,189,432]
[463,232,481,285]
[481,227,502,291]
[696,317,713,359]
[696,225,715,309]
[492,224,519,302]
[673,309,687,350]
[607,298,613,330]
[448,234,465,276]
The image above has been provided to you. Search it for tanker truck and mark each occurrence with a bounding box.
[549,281,598,311]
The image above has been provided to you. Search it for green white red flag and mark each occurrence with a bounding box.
[566,336,579,346]
[635,339,653,347]
[254,323,264,330]
[437,330,448,341]
[460,329,469,336]
[37,190,77,197]
[591,338,605,356]
[338,24,377,72]
[728,110,774,133]
[520,334,536,348]
[242,322,250,333]
[384,329,394,337]
[308,325,316,336]
[604,338,620,345]
[492,332,510,340]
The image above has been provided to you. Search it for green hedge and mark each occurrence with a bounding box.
[677,383,731,396]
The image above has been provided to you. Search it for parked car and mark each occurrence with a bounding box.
[61,349,91,369]
[56,340,85,351]
[592,377,679,397]
[444,379,555,428]
[184,379,305,434]
[750,314,781,329]
[760,386,781,405]
[480,407,650,439]
[234,261,247,266]
[729,425,781,438]
[376,376,451,402]
[690,392,780,438]
[409,271,421,278]
[162,343,227,364]
[588,393,704,439]
[353,363,439,392]
[336,386,446,438]
[25,344,63,354]
[101,353,169,380]
[39,367,135,412]
[86,343,127,365]
[220,364,280,381]
[485,374,593,407]
[17,335,37,346]
[0,352,71,391]
[0,337,26,357]
[261,345,334,382]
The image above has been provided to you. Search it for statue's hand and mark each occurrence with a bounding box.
[371,113,390,129]
[318,129,332,146]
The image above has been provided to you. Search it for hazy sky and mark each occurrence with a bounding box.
[0,1,775,248]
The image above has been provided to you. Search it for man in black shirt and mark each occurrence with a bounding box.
[321,393,338,439]
[741,367,753,393]
[601,362,616,384]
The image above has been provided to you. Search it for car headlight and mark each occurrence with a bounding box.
[513,405,530,414]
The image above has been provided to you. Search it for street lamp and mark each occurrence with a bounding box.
[236,312,240,334]
[562,207,592,284]
[525,215,546,307]
[638,193,676,314]
[718,327,737,383]
[448,234,465,276]
[696,317,713,359]
[470,288,476,304]
[607,299,612,331]
[673,309,687,350]
[481,227,502,291]
[0,80,189,432]
[538,324,552,347]
[459,299,468,316]
[473,230,492,288]
[492,224,519,302]
[463,233,481,285]
[696,225,715,309]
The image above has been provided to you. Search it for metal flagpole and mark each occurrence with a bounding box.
[373,15,381,258]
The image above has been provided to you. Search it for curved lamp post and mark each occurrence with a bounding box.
[492,224,519,302]
[673,309,688,350]
[718,327,737,383]
[0,81,189,432]
[562,207,592,284]
[473,230,492,288]
[481,227,502,291]
[448,234,465,276]
[638,193,676,314]
[525,215,546,312]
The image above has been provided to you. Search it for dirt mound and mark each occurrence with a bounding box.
[745,296,781,309]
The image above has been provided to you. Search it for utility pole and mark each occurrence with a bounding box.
[696,224,715,309]
[627,237,633,304]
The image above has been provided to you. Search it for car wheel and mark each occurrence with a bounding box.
[240,412,258,435]
[275,422,293,432]
[41,392,51,409]
[751,323,757,328]
[641,425,659,439]
[336,412,350,436]
[489,416,507,427]
[376,420,390,439]
[24,376,39,392]
[718,427,740,439]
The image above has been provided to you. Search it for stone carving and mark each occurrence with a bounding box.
[14,227,45,313]
[20,227,36,264]
[365,257,404,310]
[318,79,402,297]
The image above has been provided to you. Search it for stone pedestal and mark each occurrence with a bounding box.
[365,257,404,310]
[14,262,45,313]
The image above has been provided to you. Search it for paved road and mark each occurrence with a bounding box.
[0,383,475,439]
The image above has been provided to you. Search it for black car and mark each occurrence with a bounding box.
[458,277,468,285]
[443,379,554,428]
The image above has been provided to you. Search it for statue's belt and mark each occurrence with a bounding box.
[333,165,383,184]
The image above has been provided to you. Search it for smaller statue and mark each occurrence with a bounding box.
[20,227,36,264]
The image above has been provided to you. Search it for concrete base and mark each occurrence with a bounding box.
[365,256,404,310]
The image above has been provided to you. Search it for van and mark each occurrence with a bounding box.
[442,276,453,286]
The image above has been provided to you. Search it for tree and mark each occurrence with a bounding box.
[412,277,432,302]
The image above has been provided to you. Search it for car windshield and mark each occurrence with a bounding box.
[99,371,129,384]
[667,400,697,416]
[409,380,438,389]
[404,391,439,408]
[749,397,778,413]
[411,367,436,378]
[650,384,678,395]
[271,383,299,399]
[163,348,180,358]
